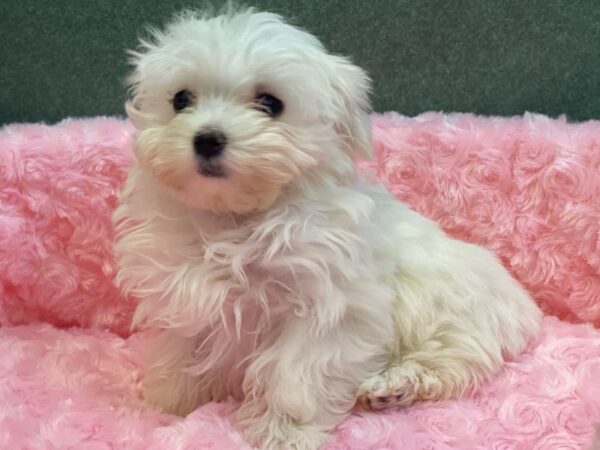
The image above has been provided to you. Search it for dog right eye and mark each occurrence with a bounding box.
[172,89,193,112]
[255,93,284,117]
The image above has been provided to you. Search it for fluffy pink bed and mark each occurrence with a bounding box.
[1,113,599,449]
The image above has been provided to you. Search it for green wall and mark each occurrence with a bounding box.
[1,0,599,125]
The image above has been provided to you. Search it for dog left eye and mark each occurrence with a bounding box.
[173,89,193,112]
[255,93,284,117]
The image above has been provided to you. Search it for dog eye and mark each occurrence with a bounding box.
[173,89,193,112]
[255,93,284,117]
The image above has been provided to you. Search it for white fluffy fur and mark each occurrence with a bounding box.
[114,7,542,450]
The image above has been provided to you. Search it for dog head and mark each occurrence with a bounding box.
[126,7,372,214]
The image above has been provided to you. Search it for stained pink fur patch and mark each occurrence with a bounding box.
[0,114,599,448]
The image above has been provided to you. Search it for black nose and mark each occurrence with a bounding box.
[193,131,227,159]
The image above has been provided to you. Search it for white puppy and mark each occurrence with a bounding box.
[114,6,541,450]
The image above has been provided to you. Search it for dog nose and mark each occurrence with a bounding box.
[193,131,227,159]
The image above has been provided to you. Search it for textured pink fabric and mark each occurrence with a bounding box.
[0,118,135,336]
[366,112,600,327]
[0,114,599,448]
[0,317,597,449]
[2,114,600,334]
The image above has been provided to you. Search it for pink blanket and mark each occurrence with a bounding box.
[1,113,599,449]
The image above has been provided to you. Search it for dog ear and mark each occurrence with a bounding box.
[329,56,374,160]
[124,46,161,131]
[124,82,159,130]
[125,96,149,130]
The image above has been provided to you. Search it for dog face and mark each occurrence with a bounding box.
[126,8,372,214]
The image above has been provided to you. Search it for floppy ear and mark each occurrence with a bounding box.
[123,44,163,131]
[124,82,165,131]
[329,56,374,160]
[124,65,157,130]
[125,97,149,130]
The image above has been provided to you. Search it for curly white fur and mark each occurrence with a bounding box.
[114,7,541,450]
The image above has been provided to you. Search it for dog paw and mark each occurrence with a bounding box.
[357,366,419,410]
[358,360,449,411]
[240,408,328,450]
[245,426,327,450]
[251,433,326,450]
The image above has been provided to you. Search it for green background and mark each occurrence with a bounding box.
[1,0,599,125]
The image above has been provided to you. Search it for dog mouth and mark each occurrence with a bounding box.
[197,160,226,178]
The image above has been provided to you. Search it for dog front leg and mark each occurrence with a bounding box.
[141,329,208,416]
[237,317,381,450]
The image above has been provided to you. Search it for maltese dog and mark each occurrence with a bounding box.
[114,6,541,450]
